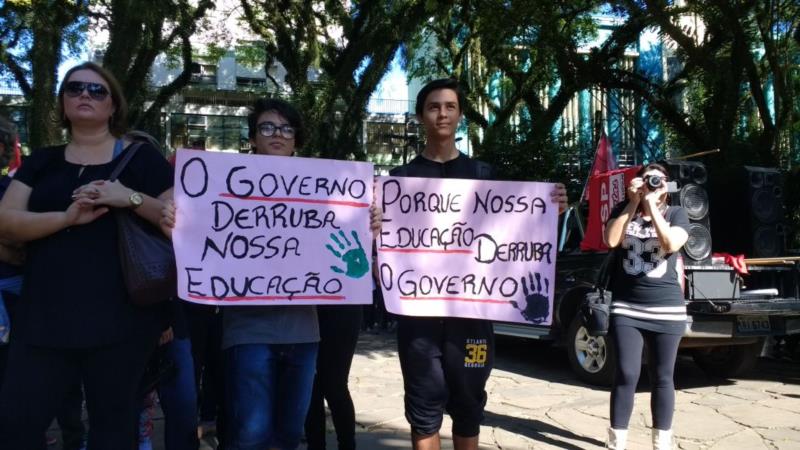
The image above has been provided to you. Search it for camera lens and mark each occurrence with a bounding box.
[646,175,662,189]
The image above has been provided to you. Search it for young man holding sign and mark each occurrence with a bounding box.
[389,79,568,450]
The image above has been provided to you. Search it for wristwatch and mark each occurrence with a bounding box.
[129,191,144,209]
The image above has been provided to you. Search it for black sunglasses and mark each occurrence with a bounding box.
[64,81,110,101]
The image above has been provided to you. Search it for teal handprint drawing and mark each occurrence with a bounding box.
[325,230,369,278]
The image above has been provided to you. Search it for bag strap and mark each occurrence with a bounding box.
[595,249,617,291]
[109,142,144,182]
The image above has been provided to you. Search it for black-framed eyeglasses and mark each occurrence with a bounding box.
[257,122,296,139]
[64,81,110,101]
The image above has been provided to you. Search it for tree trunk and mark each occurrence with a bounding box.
[28,17,64,148]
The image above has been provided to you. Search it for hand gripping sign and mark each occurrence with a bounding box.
[376,176,558,324]
[173,149,374,305]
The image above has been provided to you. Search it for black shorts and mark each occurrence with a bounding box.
[397,316,494,437]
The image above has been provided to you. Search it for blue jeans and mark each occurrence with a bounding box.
[159,337,199,450]
[225,343,319,450]
[0,276,23,344]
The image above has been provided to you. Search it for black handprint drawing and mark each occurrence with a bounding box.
[510,272,550,324]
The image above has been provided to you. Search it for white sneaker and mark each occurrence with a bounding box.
[608,427,628,450]
[652,428,673,450]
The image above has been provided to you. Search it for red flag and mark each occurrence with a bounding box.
[582,134,617,202]
[590,133,617,176]
[580,166,640,252]
[7,136,22,176]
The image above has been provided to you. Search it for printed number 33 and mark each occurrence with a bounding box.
[622,237,667,277]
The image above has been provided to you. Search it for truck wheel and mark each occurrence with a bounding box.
[692,339,765,378]
[566,314,616,386]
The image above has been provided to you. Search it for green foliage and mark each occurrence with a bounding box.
[0,0,89,147]
[603,0,800,169]
[239,0,455,160]
[235,41,267,69]
[201,43,228,64]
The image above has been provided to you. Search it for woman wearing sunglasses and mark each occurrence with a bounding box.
[0,62,173,448]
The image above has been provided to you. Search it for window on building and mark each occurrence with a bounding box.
[169,113,247,152]
[236,77,267,89]
[190,63,218,86]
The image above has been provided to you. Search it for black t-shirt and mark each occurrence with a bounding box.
[13,143,173,348]
[608,202,691,333]
[389,152,494,180]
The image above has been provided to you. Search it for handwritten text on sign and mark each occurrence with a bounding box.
[173,149,374,305]
[377,177,558,324]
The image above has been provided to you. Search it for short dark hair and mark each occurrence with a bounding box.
[415,78,466,117]
[0,116,17,169]
[636,162,669,179]
[58,61,128,137]
[247,98,305,149]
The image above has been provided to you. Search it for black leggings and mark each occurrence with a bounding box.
[610,321,682,430]
[305,305,362,450]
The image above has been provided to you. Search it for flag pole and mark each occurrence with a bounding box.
[672,148,720,160]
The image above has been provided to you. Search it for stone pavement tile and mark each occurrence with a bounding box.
[488,427,536,449]
[757,428,800,449]
[484,410,606,450]
[675,439,706,450]
[356,407,407,431]
[772,441,800,450]
[713,384,774,402]
[573,402,610,421]
[764,397,800,414]
[689,391,752,408]
[765,383,800,398]
[491,387,583,411]
[544,407,609,446]
[717,403,800,429]
[708,429,770,449]
[669,403,740,441]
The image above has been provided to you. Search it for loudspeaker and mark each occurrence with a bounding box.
[710,166,786,258]
[660,160,713,264]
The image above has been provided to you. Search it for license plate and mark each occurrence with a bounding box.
[736,315,771,335]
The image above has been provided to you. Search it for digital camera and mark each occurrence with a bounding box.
[643,174,678,193]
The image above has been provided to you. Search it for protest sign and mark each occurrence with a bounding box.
[173,149,374,305]
[376,176,558,324]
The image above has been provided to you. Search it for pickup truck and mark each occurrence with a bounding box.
[494,208,800,386]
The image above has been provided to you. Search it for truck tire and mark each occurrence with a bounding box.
[566,314,616,387]
[692,339,765,378]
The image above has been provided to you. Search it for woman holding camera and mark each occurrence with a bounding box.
[602,163,690,450]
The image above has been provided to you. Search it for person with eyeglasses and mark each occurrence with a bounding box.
[160,97,382,450]
[0,62,174,449]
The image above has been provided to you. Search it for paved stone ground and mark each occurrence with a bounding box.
[317,332,800,450]
[49,331,800,449]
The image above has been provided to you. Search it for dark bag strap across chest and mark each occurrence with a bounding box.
[109,142,144,182]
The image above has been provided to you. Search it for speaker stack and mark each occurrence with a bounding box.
[660,160,713,264]
[710,166,786,258]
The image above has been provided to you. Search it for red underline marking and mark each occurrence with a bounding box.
[400,296,511,304]
[219,193,369,208]
[379,248,473,254]
[188,294,346,302]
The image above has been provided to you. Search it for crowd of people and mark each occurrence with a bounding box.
[0,60,690,450]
